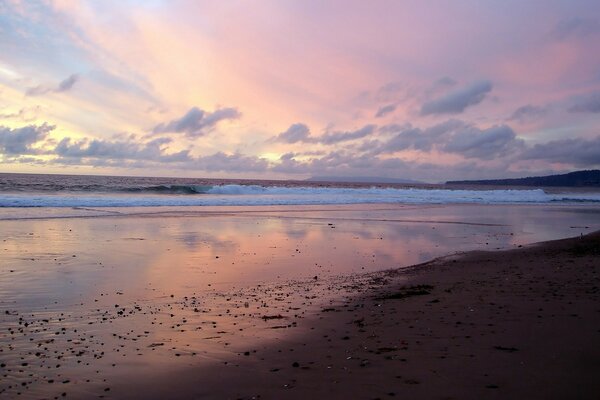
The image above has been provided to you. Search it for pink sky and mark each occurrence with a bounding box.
[0,0,599,181]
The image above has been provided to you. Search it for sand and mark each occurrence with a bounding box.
[1,205,599,399]
[107,231,600,400]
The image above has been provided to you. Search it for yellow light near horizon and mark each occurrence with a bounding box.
[259,153,281,162]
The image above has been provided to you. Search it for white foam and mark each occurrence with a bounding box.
[1,185,599,208]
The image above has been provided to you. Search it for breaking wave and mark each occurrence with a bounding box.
[1,185,600,207]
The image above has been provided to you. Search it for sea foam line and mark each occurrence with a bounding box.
[0,185,599,207]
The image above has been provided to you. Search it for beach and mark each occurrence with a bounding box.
[1,203,599,399]
[115,230,600,400]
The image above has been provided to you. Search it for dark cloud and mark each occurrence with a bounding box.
[548,17,600,41]
[383,127,430,152]
[272,148,414,177]
[374,120,523,160]
[275,123,311,143]
[420,80,492,115]
[0,124,52,154]
[152,106,241,138]
[443,125,524,159]
[568,92,600,113]
[522,136,600,166]
[52,133,270,173]
[55,136,191,163]
[320,125,376,144]
[26,74,79,96]
[280,152,296,161]
[508,104,548,122]
[377,120,462,154]
[274,123,376,144]
[374,104,396,118]
[56,74,79,92]
[194,152,269,172]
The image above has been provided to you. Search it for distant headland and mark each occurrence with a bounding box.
[447,170,600,187]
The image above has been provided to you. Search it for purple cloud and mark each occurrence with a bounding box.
[568,92,600,113]
[508,104,548,122]
[0,124,53,154]
[522,136,600,166]
[26,74,79,96]
[275,123,311,143]
[374,104,396,118]
[420,80,492,115]
[152,107,241,138]
[55,136,191,163]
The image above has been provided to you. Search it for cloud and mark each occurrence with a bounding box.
[193,152,269,172]
[26,74,79,96]
[56,74,79,92]
[443,125,524,159]
[0,106,41,122]
[55,136,191,163]
[152,106,241,138]
[0,124,53,154]
[274,123,376,144]
[375,120,523,160]
[420,80,492,115]
[272,148,425,177]
[508,104,548,122]
[275,123,311,143]
[434,76,457,87]
[522,136,600,166]
[374,104,396,118]
[320,125,376,144]
[51,133,270,173]
[373,82,404,102]
[568,92,600,113]
[548,17,600,41]
[377,119,463,153]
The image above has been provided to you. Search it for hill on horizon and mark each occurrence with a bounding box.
[307,176,424,184]
[446,170,600,187]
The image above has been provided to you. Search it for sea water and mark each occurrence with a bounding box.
[1,173,599,210]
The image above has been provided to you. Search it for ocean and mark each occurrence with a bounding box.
[1,172,600,209]
[1,172,599,399]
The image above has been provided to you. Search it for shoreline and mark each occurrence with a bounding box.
[1,208,598,399]
[109,231,600,399]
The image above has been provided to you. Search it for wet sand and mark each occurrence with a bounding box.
[104,231,600,400]
[1,204,599,399]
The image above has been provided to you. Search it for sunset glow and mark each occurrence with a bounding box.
[1,1,599,181]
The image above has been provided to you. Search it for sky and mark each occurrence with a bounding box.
[1,0,600,182]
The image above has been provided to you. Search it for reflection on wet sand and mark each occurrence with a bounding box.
[0,204,598,398]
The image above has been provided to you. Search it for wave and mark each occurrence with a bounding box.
[123,185,214,194]
[1,185,600,207]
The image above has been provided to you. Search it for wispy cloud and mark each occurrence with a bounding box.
[374,104,396,118]
[26,74,79,96]
[508,104,548,122]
